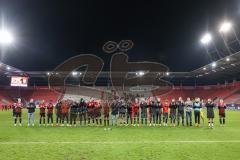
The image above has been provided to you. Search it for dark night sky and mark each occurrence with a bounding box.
[0,0,239,72]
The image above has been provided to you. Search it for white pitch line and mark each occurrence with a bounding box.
[1,141,240,144]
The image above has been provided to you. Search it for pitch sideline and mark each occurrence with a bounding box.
[1,140,240,144]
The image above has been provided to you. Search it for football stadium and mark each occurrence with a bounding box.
[0,1,240,160]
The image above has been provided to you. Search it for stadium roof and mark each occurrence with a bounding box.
[18,51,239,86]
[0,62,25,76]
[190,51,240,81]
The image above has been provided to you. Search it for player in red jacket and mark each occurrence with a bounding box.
[47,100,54,126]
[87,100,95,125]
[14,98,23,126]
[163,99,170,127]
[94,100,102,126]
[39,100,46,126]
[61,100,70,126]
[131,98,140,126]
[218,99,226,126]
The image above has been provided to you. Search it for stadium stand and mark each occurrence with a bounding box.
[0,81,239,105]
[0,86,62,105]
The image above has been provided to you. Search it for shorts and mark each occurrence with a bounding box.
[56,113,61,117]
[207,111,214,119]
[15,112,21,117]
[94,112,101,118]
[47,113,53,117]
[163,112,168,119]
[104,114,109,118]
[88,112,95,118]
[141,112,147,119]
[219,112,225,118]
[40,113,45,117]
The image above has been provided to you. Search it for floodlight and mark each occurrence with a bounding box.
[200,33,212,44]
[136,71,145,77]
[0,30,14,45]
[219,22,232,33]
[72,71,78,76]
[211,62,217,68]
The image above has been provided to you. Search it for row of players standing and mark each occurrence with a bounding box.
[113,97,226,128]
[13,98,107,127]
[13,97,227,128]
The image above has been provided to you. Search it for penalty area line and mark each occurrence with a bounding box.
[1,141,240,144]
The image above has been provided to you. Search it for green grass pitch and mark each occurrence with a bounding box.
[0,110,240,160]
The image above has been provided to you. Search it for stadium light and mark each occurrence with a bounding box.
[200,33,212,44]
[72,71,78,76]
[211,62,217,68]
[0,29,14,45]
[219,21,232,33]
[136,71,145,77]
